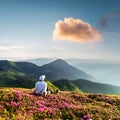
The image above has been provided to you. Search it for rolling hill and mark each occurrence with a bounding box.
[38,59,94,81]
[0,59,120,95]
[53,79,120,95]
[0,59,94,81]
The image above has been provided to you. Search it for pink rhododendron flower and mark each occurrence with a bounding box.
[0,105,4,109]
[83,113,92,120]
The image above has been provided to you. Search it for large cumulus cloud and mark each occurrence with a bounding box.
[52,18,101,43]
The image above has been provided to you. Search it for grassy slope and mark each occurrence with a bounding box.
[53,79,81,92]
[73,79,120,95]
[1,60,120,95]
[52,79,120,95]
[0,88,120,120]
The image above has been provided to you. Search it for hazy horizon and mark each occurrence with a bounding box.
[24,57,120,86]
[0,57,120,86]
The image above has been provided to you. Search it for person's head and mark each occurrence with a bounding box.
[39,75,46,81]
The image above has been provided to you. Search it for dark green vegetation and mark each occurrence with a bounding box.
[0,59,120,95]
[54,79,120,95]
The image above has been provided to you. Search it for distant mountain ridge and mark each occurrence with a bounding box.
[0,59,94,81]
[28,58,120,86]
[39,59,94,81]
[0,59,120,95]
[0,60,40,76]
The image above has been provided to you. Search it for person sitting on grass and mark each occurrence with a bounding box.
[34,75,47,97]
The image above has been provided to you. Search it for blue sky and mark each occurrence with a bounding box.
[0,0,120,60]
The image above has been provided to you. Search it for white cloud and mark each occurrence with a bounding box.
[53,17,102,43]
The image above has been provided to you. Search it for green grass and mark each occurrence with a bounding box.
[46,81,59,91]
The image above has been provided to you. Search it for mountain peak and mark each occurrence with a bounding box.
[50,59,69,65]
[39,59,93,81]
